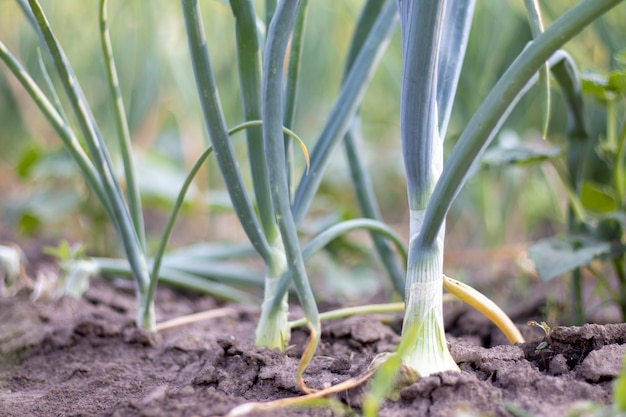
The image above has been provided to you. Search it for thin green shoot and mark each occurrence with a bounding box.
[283,0,309,195]
[148,119,309,308]
[524,0,551,140]
[228,120,311,173]
[99,0,144,248]
[614,113,626,208]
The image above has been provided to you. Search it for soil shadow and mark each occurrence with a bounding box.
[0,278,624,417]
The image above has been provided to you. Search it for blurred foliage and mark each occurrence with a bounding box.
[527,57,626,322]
[0,0,625,262]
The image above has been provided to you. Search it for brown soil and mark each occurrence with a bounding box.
[1,276,625,417]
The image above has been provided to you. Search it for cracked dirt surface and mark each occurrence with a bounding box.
[1,278,624,417]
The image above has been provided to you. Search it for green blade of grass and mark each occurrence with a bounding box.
[100,0,145,248]
[230,0,278,243]
[283,0,309,197]
[524,0,551,140]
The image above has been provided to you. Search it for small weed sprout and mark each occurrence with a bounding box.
[528,320,557,369]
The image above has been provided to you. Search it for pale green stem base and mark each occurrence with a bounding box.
[256,295,290,349]
[402,278,458,376]
[401,211,458,376]
[255,247,290,349]
[137,292,157,332]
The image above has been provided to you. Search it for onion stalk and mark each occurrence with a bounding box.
[396,0,460,376]
[396,0,625,378]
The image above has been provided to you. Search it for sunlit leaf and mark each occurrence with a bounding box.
[581,71,612,101]
[15,144,43,178]
[580,182,615,213]
[580,70,626,101]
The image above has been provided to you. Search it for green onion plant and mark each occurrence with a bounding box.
[393,0,624,379]
[0,0,161,330]
[181,0,406,388]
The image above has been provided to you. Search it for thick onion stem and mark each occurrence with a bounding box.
[255,247,290,349]
[402,243,459,376]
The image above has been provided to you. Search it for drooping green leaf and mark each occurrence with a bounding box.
[528,236,611,281]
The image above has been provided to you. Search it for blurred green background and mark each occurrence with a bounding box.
[1,1,625,313]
